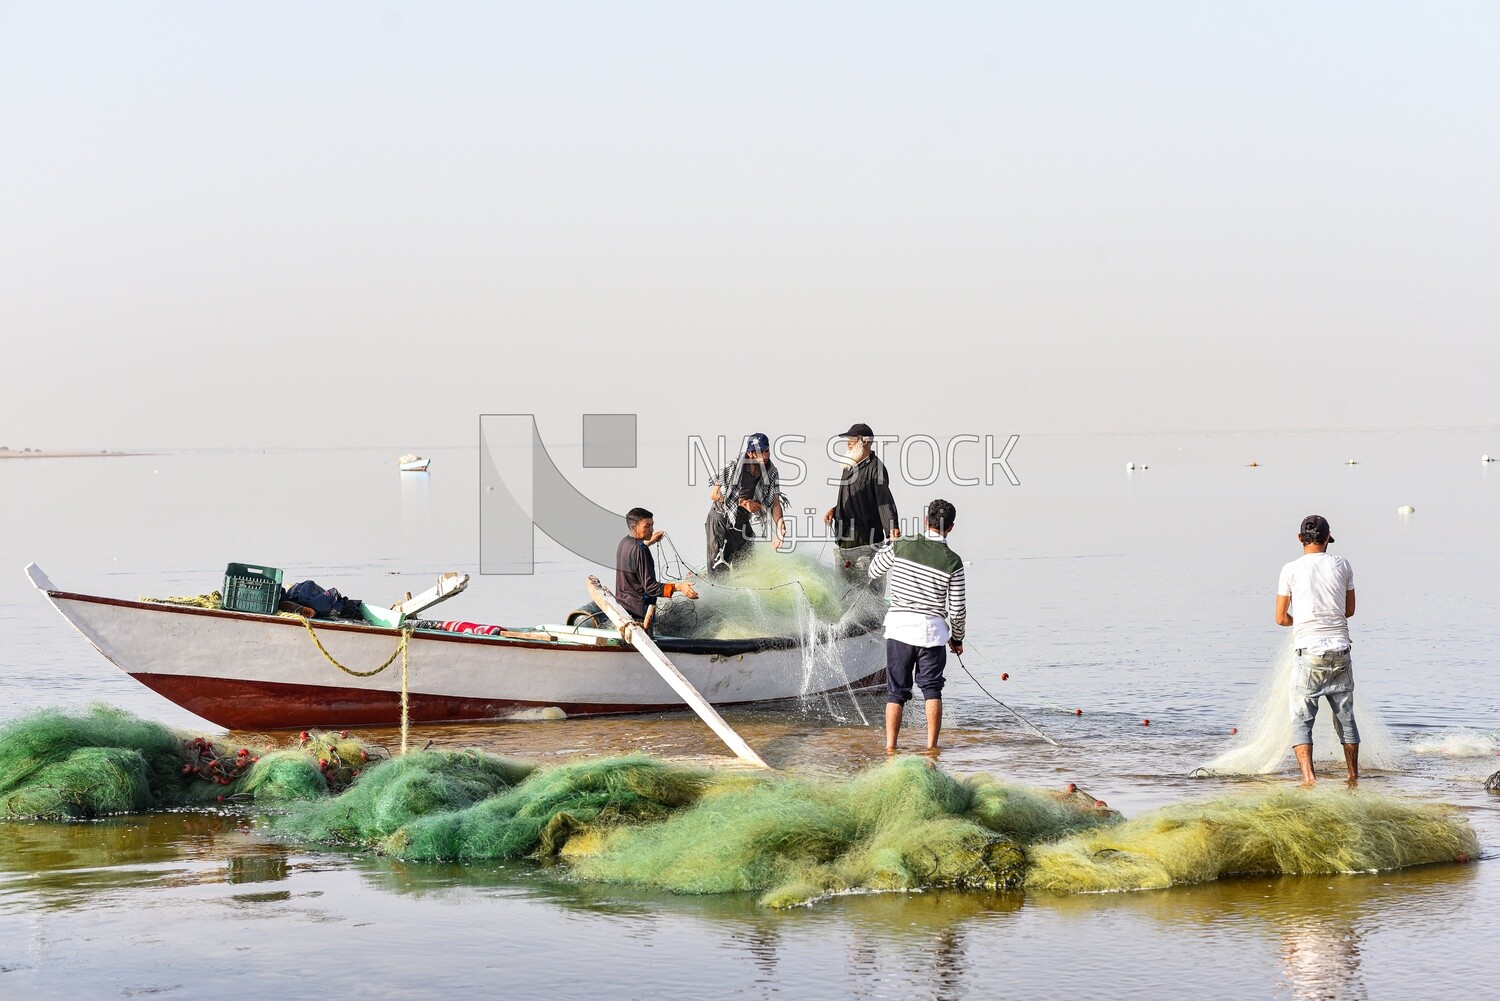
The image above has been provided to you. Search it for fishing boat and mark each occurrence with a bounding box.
[398,453,431,472]
[25,564,886,730]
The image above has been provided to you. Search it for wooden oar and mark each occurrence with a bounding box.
[586,576,770,769]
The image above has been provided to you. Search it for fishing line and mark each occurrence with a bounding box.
[963,641,1083,716]
[954,652,1062,747]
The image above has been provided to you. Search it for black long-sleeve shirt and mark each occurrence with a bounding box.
[616,535,669,621]
[832,454,899,547]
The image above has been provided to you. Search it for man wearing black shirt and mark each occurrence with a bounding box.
[823,422,900,582]
[616,507,698,626]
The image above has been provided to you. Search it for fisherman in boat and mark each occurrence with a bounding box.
[705,432,787,575]
[823,422,900,583]
[869,498,965,753]
[618,507,698,631]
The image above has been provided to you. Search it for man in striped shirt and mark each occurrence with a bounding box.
[868,498,966,752]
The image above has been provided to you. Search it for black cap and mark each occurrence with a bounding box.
[841,422,874,438]
[1299,515,1333,544]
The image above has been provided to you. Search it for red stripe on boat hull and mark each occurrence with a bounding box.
[131,671,888,730]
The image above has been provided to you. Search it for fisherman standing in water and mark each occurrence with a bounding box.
[869,499,966,753]
[618,507,697,630]
[823,422,900,584]
[705,433,786,575]
[1275,514,1359,784]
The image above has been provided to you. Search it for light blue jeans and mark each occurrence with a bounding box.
[1291,648,1359,746]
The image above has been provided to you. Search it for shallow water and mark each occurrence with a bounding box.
[2,432,1498,998]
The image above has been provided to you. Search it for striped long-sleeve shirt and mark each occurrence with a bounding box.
[868,531,966,645]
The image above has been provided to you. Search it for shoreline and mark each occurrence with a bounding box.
[0,451,152,459]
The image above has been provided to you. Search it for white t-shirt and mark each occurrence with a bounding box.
[884,609,951,648]
[1277,553,1355,653]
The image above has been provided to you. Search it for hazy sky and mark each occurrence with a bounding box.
[2,2,1496,450]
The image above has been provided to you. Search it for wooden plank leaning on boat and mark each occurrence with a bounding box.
[586,575,771,770]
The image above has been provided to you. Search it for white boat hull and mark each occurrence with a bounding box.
[27,566,886,729]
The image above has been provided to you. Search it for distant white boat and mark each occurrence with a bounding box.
[399,453,431,472]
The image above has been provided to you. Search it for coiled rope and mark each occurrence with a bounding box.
[300,618,414,755]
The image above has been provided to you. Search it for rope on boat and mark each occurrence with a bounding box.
[300,618,414,755]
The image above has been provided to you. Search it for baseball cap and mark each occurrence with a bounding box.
[744,432,770,454]
[840,422,874,439]
[1299,515,1333,544]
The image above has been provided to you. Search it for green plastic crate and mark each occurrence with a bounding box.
[223,562,283,615]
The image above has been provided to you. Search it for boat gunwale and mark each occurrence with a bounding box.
[42,589,880,657]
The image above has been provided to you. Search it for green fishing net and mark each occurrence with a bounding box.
[1024,786,1478,893]
[0,746,156,818]
[272,748,536,846]
[0,708,1478,907]
[567,757,1102,906]
[654,547,882,639]
[377,754,718,861]
[0,707,386,819]
[0,707,185,817]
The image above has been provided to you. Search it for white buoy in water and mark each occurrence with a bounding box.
[1484,454,1493,464]
[1398,505,1415,515]
[1125,462,1135,471]
[1345,459,1358,465]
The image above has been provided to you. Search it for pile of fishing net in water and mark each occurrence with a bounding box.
[1194,637,1404,777]
[0,707,1476,906]
[0,706,391,817]
[650,544,884,641]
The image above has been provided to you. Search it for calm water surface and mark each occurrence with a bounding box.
[1,432,1497,999]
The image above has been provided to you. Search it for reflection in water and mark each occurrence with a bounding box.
[0,814,293,911]
[728,920,780,979]
[1038,865,1479,1000]
[227,851,289,886]
[345,845,1021,998]
[1281,917,1366,1001]
[399,469,431,529]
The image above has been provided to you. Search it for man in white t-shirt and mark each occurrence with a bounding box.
[1275,514,1358,784]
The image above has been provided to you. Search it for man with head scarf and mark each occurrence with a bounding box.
[705,432,786,575]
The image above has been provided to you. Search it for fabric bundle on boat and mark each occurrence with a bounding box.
[430,620,508,636]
